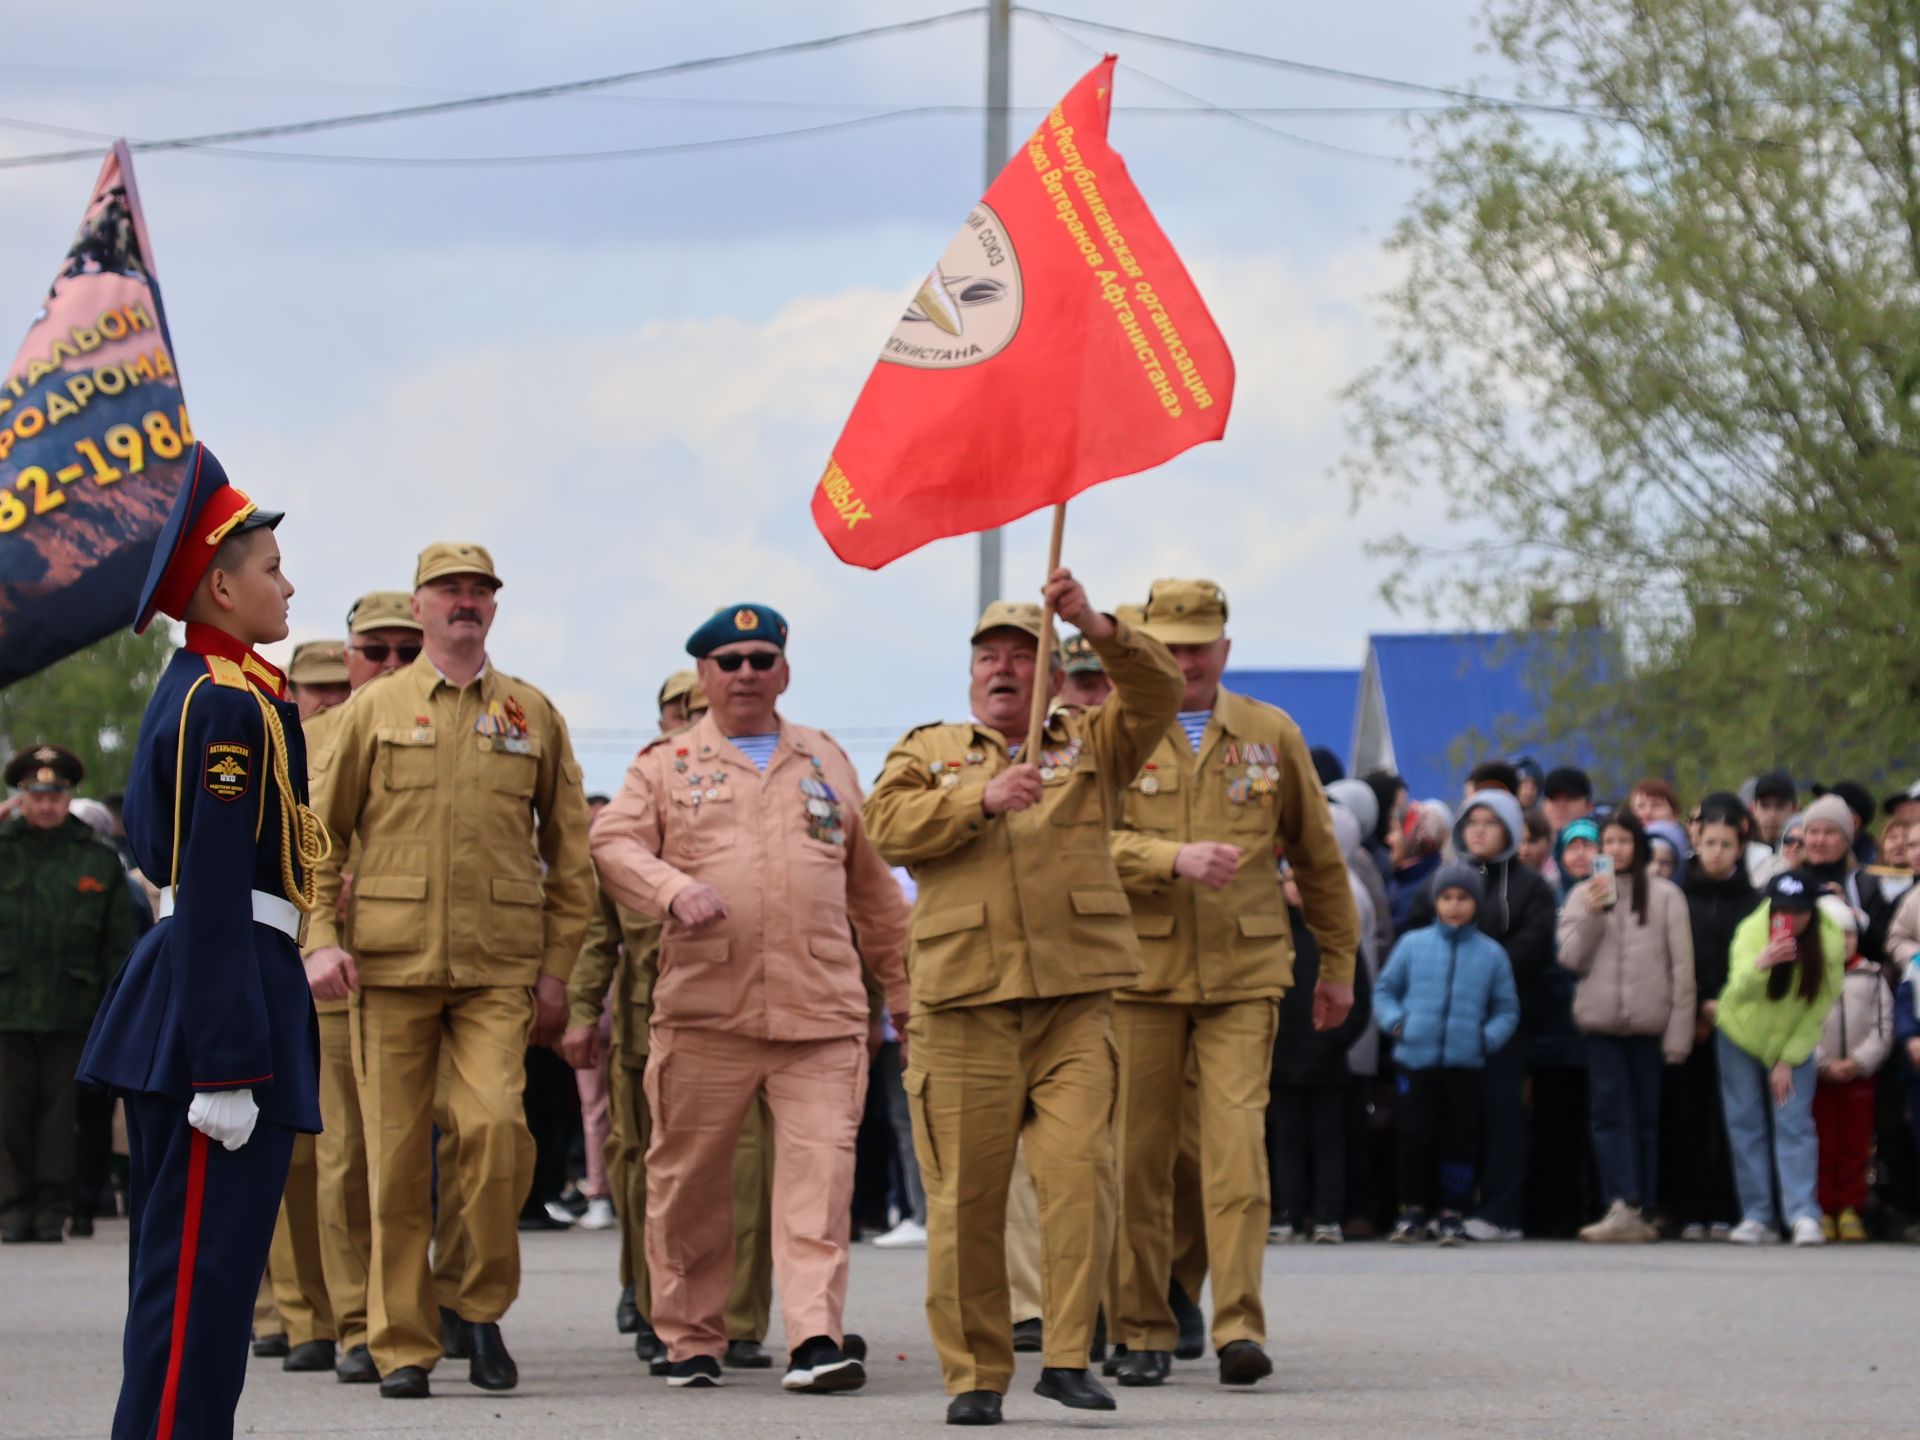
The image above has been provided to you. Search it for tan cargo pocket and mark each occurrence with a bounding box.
[377,732,436,789]
[1070,889,1132,917]
[489,876,544,958]
[1132,913,1175,938]
[908,902,994,1007]
[903,1068,939,1183]
[350,874,427,952]
[484,737,541,797]
[1237,912,1290,938]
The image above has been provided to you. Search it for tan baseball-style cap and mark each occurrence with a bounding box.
[287,640,350,686]
[658,670,710,714]
[1138,578,1229,645]
[346,590,422,635]
[971,600,1045,644]
[415,542,502,590]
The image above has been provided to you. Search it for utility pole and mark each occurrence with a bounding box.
[977,0,1011,613]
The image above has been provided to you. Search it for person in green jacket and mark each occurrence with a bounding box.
[1715,870,1845,1248]
[0,744,134,1243]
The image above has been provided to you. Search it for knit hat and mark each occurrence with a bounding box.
[1433,860,1486,909]
[1801,793,1856,842]
[1559,817,1601,848]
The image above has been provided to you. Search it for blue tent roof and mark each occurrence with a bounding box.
[1224,668,1361,769]
[1360,632,1605,802]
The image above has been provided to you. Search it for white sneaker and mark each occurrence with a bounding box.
[1462,1218,1523,1242]
[1790,1216,1826,1247]
[1267,1223,1297,1245]
[871,1218,927,1249]
[543,1200,577,1228]
[1708,1222,1733,1242]
[578,1197,617,1231]
[1728,1219,1778,1246]
[1310,1223,1344,1245]
[1679,1223,1707,1242]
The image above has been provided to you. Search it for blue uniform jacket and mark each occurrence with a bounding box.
[1374,920,1520,1071]
[78,635,320,1131]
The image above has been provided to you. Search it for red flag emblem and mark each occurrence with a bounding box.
[814,57,1234,568]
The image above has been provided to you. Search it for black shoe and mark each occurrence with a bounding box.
[1169,1280,1207,1360]
[724,1339,772,1369]
[1102,1343,1129,1378]
[336,1345,379,1384]
[842,1332,868,1362]
[1011,1317,1043,1353]
[379,1365,430,1399]
[252,1332,289,1359]
[634,1321,665,1363]
[283,1339,337,1372]
[33,1224,63,1243]
[946,1389,1004,1425]
[649,1352,672,1377]
[782,1334,866,1393]
[1034,1366,1116,1411]
[68,1215,94,1238]
[439,1307,470,1360]
[668,1355,723,1388]
[615,1283,640,1335]
[1218,1340,1273,1386]
[1115,1349,1172,1387]
[0,1224,32,1244]
[466,1322,518,1391]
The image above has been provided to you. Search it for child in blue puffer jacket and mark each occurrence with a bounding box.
[1375,861,1521,1244]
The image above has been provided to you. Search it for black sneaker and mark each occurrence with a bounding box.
[668,1355,723,1388]
[782,1335,867,1393]
[1389,1209,1429,1244]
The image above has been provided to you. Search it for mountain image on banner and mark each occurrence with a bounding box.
[0,141,192,687]
[813,56,1235,569]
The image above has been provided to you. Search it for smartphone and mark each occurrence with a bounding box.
[1592,853,1616,908]
[1770,913,1794,945]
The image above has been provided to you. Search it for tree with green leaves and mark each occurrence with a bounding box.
[1344,0,1920,798]
[0,626,175,795]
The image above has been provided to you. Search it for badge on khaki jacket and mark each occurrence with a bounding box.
[204,742,252,802]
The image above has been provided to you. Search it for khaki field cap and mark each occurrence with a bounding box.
[1139,578,1228,645]
[657,669,708,711]
[415,541,502,590]
[971,600,1045,644]
[288,640,350,685]
[346,589,422,635]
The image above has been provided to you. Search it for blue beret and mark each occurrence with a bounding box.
[686,604,789,658]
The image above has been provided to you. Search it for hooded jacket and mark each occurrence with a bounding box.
[1333,804,1395,970]
[1815,958,1894,1077]
[1406,788,1557,1033]
[1374,919,1520,1070]
[1557,870,1696,1060]
[1273,904,1374,1087]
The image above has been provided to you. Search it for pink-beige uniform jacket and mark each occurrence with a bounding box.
[589,712,910,1042]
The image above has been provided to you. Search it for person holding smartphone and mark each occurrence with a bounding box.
[1714,871,1847,1246]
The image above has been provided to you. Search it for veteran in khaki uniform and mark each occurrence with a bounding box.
[298,592,422,1385]
[864,569,1182,1426]
[1107,579,1358,1388]
[305,544,594,1399]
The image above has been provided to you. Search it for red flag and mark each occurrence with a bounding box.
[814,57,1233,569]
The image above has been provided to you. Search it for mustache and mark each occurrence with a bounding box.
[449,609,483,624]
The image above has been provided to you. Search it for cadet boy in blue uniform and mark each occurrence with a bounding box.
[78,444,329,1440]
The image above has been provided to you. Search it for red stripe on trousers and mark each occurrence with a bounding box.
[155,1128,210,1440]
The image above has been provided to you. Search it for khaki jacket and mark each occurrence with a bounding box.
[589,714,909,1041]
[306,653,594,988]
[864,620,1183,1013]
[1109,688,1359,1002]
[301,701,349,1015]
[1558,875,1696,1061]
[568,885,661,1067]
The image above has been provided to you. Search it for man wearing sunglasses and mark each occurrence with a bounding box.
[590,604,910,1395]
[305,544,594,1399]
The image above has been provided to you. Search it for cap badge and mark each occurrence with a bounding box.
[735,609,761,632]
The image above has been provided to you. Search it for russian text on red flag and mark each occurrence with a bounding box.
[814,57,1234,569]
[0,141,192,687]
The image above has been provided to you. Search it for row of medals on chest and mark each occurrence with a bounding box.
[675,747,847,845]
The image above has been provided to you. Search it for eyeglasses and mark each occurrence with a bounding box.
[350,642,421,664]
[1783,836,1804,848]
[711,652,780,672]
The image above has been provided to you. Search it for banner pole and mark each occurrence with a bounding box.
[1025,502,1068,753]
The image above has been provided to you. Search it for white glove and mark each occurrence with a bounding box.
[187,1090,259,1152]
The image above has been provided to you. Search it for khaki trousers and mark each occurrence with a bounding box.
[1171,1059,1209,1302]
[1005,1144,1044,1324]
[315,1006,371,1351]
[1114,998,1275,1352]
[266,1132,335,1345]
[645,1025,864,1362]
[253,1272,280,1339]
[355,984,535,1374]
[430,1050,467,1314]
[907,993,1118,1395]
[609,1052,773,1341]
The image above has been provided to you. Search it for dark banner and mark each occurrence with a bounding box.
[0,141,192,687]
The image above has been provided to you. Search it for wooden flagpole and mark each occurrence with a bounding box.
[1024,503,1068,755]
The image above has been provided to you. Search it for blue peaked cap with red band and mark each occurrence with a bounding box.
[133,442,282,633]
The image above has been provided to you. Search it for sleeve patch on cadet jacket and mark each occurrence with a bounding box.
[204,741,253,802]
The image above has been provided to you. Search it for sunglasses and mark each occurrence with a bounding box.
[711,651,780,672]
[350,642,421,665]
[1783,836,1804,847]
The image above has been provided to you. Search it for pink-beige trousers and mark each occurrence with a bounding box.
[644,1024,866,1361]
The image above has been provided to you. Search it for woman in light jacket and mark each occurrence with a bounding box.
[1557,811,1694,1243]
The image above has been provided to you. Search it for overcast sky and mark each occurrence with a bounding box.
[0,1,1511,788]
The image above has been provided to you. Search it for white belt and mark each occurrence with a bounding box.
[156,886,301,941]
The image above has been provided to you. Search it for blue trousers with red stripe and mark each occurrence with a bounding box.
[112,1094,294,1440]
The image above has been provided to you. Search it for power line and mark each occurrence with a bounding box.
[0,7,984,171]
